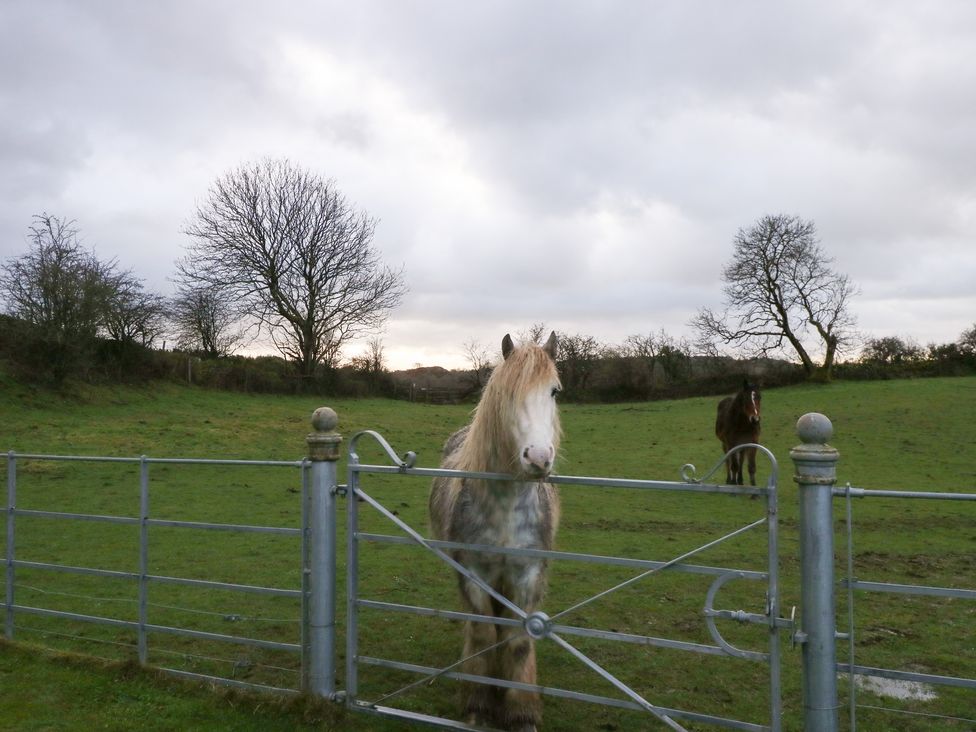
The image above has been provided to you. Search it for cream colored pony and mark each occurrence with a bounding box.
[429,332,561,731]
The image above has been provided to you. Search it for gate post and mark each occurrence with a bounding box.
[791,413,839,731]
[305,407,342,699]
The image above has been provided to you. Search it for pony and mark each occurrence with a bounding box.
[715,380,762,486]
[429,332,561,732]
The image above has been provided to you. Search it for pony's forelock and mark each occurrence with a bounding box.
[453,341,561,473]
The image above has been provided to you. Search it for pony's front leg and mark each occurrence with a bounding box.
[730,452,744,485]
[746,446,757,487]
[494,568,546,731]
[458,576,498,726]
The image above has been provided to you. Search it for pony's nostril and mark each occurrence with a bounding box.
[523,448,530,459]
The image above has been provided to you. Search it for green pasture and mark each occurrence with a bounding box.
[1,375,974,731]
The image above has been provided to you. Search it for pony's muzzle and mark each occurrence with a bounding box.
[521,445,554,477]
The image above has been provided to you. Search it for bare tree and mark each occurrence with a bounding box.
[169,284,245,358]
[103,275,168,346]
[860,336,923,364]
[515,322,549,346]
[179,159,407,377]
[960,323,976,354]
[556,331,601,398]
[623,329,692,395]
[655,332,692,384]
[622,332,659,396]
[461,338,495,390]
[692,214,858,379]
[350,335,386,376]
[1,215,114,337]
[0,214,124,379]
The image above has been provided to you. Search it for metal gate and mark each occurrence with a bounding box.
[338,426,792,731]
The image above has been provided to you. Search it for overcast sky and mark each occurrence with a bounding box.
[2,1,974,370]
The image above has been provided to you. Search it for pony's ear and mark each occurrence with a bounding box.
[543,331,558,359]
[502,334,514,360]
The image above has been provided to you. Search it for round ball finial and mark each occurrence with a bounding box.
[311,407,338,433]
[796,412,832,444]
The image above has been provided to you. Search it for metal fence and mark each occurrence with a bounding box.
[3,451,311,694]
[834,484,976,730]
[4,409,975,730]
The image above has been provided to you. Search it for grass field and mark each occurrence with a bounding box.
[2,374,975,731]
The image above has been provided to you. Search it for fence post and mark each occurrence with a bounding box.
[305,407,342,699]
[5,452,15,640]
[138,456,150,665]
[791,412,840,732]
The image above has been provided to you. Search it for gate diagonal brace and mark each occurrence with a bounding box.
[548,631,690,732]
[353,485,526,620]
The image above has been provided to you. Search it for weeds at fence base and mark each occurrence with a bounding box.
[0,639,348,730]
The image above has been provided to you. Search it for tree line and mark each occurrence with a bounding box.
[452,321,976,404]
[2,159,973,395]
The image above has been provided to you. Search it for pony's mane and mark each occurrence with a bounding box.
[450,341,561,474]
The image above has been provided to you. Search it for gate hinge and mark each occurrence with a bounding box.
[332,484,348,498]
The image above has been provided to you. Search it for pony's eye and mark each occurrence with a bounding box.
[551,387,561,398]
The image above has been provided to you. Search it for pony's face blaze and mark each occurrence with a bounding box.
[514,376,561,478]
[746,389,762,424]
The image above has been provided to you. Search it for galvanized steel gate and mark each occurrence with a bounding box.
[339,425,792,732]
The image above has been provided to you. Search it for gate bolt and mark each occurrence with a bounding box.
[524,611,552,640]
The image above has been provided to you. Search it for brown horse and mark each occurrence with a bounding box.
[429,332,561,731]
[715,380,762,486]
